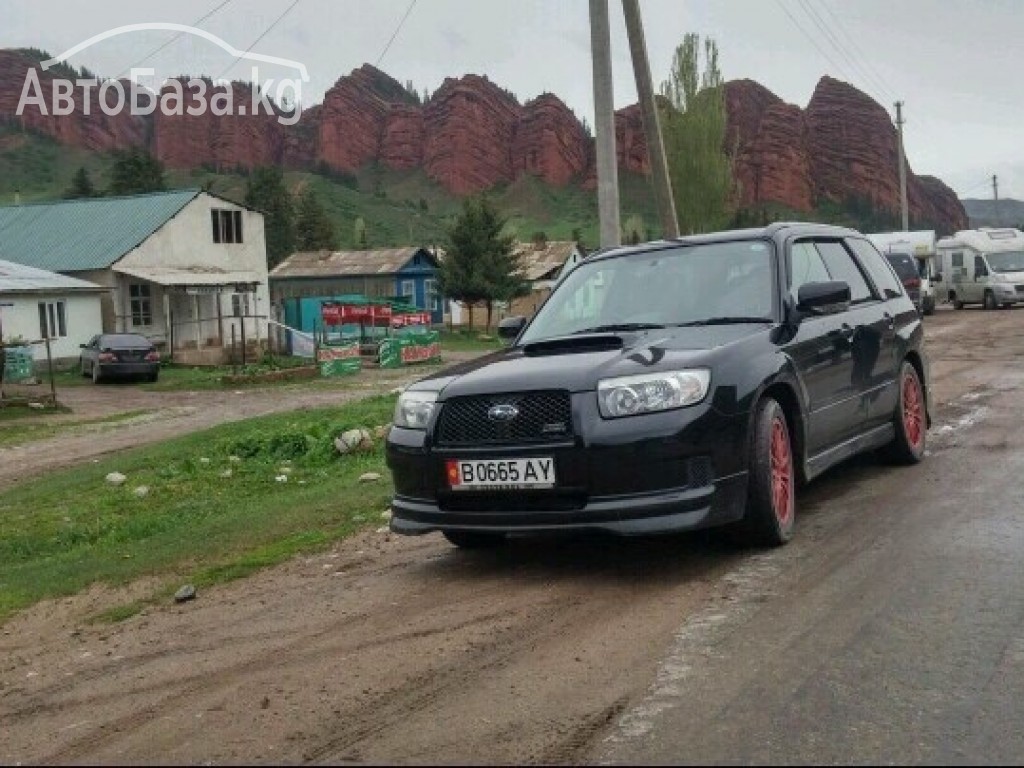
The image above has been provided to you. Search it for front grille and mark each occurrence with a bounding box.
[439,492,586,513]
[435,391,572,446]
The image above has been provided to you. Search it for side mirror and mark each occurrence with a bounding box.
[498,316,527,341]
[797,281,851,315]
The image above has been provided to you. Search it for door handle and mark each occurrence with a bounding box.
[883,312,895,329]
[839,323,855,341]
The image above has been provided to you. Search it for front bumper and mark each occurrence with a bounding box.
[386,394,751,537]
[98,362,159,377]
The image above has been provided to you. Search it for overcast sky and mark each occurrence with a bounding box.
[4,0,1021,199]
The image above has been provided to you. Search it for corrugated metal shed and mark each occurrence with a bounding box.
[0,258,105,294]
[0,189,200,272]
[271,247,432,278]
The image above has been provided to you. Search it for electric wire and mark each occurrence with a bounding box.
[115,0,235,79]
[376,0,418,67]
[215,0,303,81]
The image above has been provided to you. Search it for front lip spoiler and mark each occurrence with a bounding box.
[389,474,747,537]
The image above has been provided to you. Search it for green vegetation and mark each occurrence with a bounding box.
[660,34,732,234]
[437,329,504,352]
[0,125,660,249]
[64,166,97,199]
[438,196,530,330]
[108,147,167,196]
[0,395,400,623]
[245,166,296,267]
[295,186,338,251]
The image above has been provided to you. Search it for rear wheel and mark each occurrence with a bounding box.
[882,360,926,465]
[983,290,997,310]
[738,398,795,547]
[443,531,506,549]
[147,370,159,383]
[951,293,964,310]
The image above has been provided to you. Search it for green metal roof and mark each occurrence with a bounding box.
[0,189,200,272]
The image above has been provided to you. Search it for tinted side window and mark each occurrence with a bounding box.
[848,238,903,299]
[789,241,832,302]
[815,241,873,302]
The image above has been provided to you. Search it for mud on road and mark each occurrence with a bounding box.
[2,306,1023,764]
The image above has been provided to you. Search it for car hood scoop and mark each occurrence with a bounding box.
[522,333,624,357]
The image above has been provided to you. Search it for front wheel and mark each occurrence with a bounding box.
[738,398,795,547]
[983,290,998,311]
[882,361,926,465]
[952,295,964,310]
[443,531,506,549]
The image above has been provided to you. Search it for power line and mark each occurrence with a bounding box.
[814,0,895,100]
[773,0,862,91]
[376,0,418,67]
[215,0,302,81]
[115,0,235,79]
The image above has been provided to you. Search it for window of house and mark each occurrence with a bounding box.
[37,301,67,339]
[424,278,440,311]
[952,252,964,268]
[211,209,244,244]
[400,279,417,305]
[129,283,153,327]
[231,292,252,317]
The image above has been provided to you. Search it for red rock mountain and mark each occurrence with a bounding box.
[0,49,966,231]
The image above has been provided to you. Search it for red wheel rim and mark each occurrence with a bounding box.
[770,416,794,526]
[903,370,924,450]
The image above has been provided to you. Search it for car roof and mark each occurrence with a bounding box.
[585,222,864,263]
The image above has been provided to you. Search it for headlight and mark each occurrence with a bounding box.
[597,369,711,418]
[394,391,438,429]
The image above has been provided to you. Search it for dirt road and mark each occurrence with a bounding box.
[0,356,478,490]
[2,307,1023,764]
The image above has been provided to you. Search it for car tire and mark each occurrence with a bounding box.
[952,295,963,310]
[983,290,997,311]
[91,363,102,384]
[442,531,506,549]
[923,297,935,316]
[882,360,926,465]
[147,371,159,383]
[738,398,795,547]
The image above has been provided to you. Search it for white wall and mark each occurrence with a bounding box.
[0,291,103,361]
[115,193,271,342]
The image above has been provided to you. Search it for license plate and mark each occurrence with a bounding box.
[447,458,556,490]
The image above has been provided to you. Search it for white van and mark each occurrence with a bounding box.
[935,228,1024,310]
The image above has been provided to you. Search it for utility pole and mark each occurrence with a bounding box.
[589,0,621,248]
[894,101,909,231]
[993,174,1000,223]
[621,0,678,239]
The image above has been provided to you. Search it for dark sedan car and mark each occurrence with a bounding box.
[883,252,923,313]
[386,223,930,548]
[79,333,161,383]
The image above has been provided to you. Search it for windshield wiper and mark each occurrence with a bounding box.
[673,316,774,327]
[571,323,666,334]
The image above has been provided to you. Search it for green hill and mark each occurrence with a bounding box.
[0,123,660,251]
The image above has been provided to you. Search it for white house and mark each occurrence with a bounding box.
[0,259,105,362]
[0,189,270,365]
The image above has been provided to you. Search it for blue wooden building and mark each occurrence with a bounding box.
[269,247,444,333]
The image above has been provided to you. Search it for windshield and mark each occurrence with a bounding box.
[518,241,776,344]
[985,251,1024,273]
[886,254,918,281]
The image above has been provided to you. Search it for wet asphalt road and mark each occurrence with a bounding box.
[599,308,1024,765]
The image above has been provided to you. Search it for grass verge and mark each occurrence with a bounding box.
[0,409,152,448]
[0,394,399,624]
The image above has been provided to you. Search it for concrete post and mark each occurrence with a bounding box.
[590,0,621,248]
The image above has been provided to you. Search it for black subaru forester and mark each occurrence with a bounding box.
[386,223,930,548]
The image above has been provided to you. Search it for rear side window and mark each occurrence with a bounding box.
[789,241,832,302]
[814,241,873,303]
[847,238,903,299]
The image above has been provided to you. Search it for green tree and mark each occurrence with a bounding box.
[353,216,368,249]
[108,147,166,196]
[244,167,295,269]
[64,167,96,199]
[439,197,526,330]
[295,188,337,251]
[660,34,732,234]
